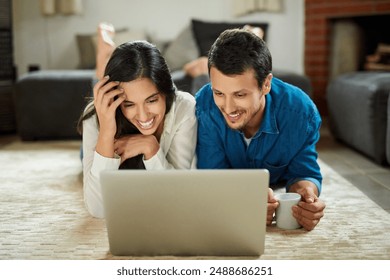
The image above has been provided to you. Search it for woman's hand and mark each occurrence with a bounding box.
[94,76,125,158]
[114,134,160,162]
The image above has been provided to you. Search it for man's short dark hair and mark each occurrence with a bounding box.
[208,28,272,88]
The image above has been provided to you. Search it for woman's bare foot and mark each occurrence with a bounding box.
[96,22,116,79]
[243,25,264,39]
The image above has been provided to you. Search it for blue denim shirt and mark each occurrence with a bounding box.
[195,77,322,194]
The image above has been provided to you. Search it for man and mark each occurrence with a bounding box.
[195,29,325,231]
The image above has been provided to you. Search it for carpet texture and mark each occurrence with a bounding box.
[0,140,389,260]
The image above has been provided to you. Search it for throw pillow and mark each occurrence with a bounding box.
[76,33,97,69]
[163,25,200,71]
[191,19,268,56]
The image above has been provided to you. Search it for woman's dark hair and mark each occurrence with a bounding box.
[78,40,176,169]
[208,28,272,88]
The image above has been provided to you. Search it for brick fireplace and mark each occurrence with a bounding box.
[304,0,390,115]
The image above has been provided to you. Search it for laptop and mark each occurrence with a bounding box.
[100,169,269,257]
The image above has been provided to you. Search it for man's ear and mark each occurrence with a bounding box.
[261,73,273,95]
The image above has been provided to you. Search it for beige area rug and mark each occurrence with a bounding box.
[0,140,390,260]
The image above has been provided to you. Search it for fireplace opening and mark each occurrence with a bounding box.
[329,14,390,80]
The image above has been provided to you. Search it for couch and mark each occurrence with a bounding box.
[327,71,390,165]
[13,19,312,140]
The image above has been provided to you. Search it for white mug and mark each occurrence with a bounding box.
[275,193,302,230]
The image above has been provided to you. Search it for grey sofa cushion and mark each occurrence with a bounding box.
[327,72,390,165]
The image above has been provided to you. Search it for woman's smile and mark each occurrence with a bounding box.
[137,117,155,130]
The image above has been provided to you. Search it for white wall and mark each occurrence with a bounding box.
[13,0,304,77]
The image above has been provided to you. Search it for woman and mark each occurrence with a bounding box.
[78,40,197,218]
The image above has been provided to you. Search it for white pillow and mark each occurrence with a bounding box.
[163,25,200,71]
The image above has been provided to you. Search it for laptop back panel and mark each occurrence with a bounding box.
[100,169,269,256]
